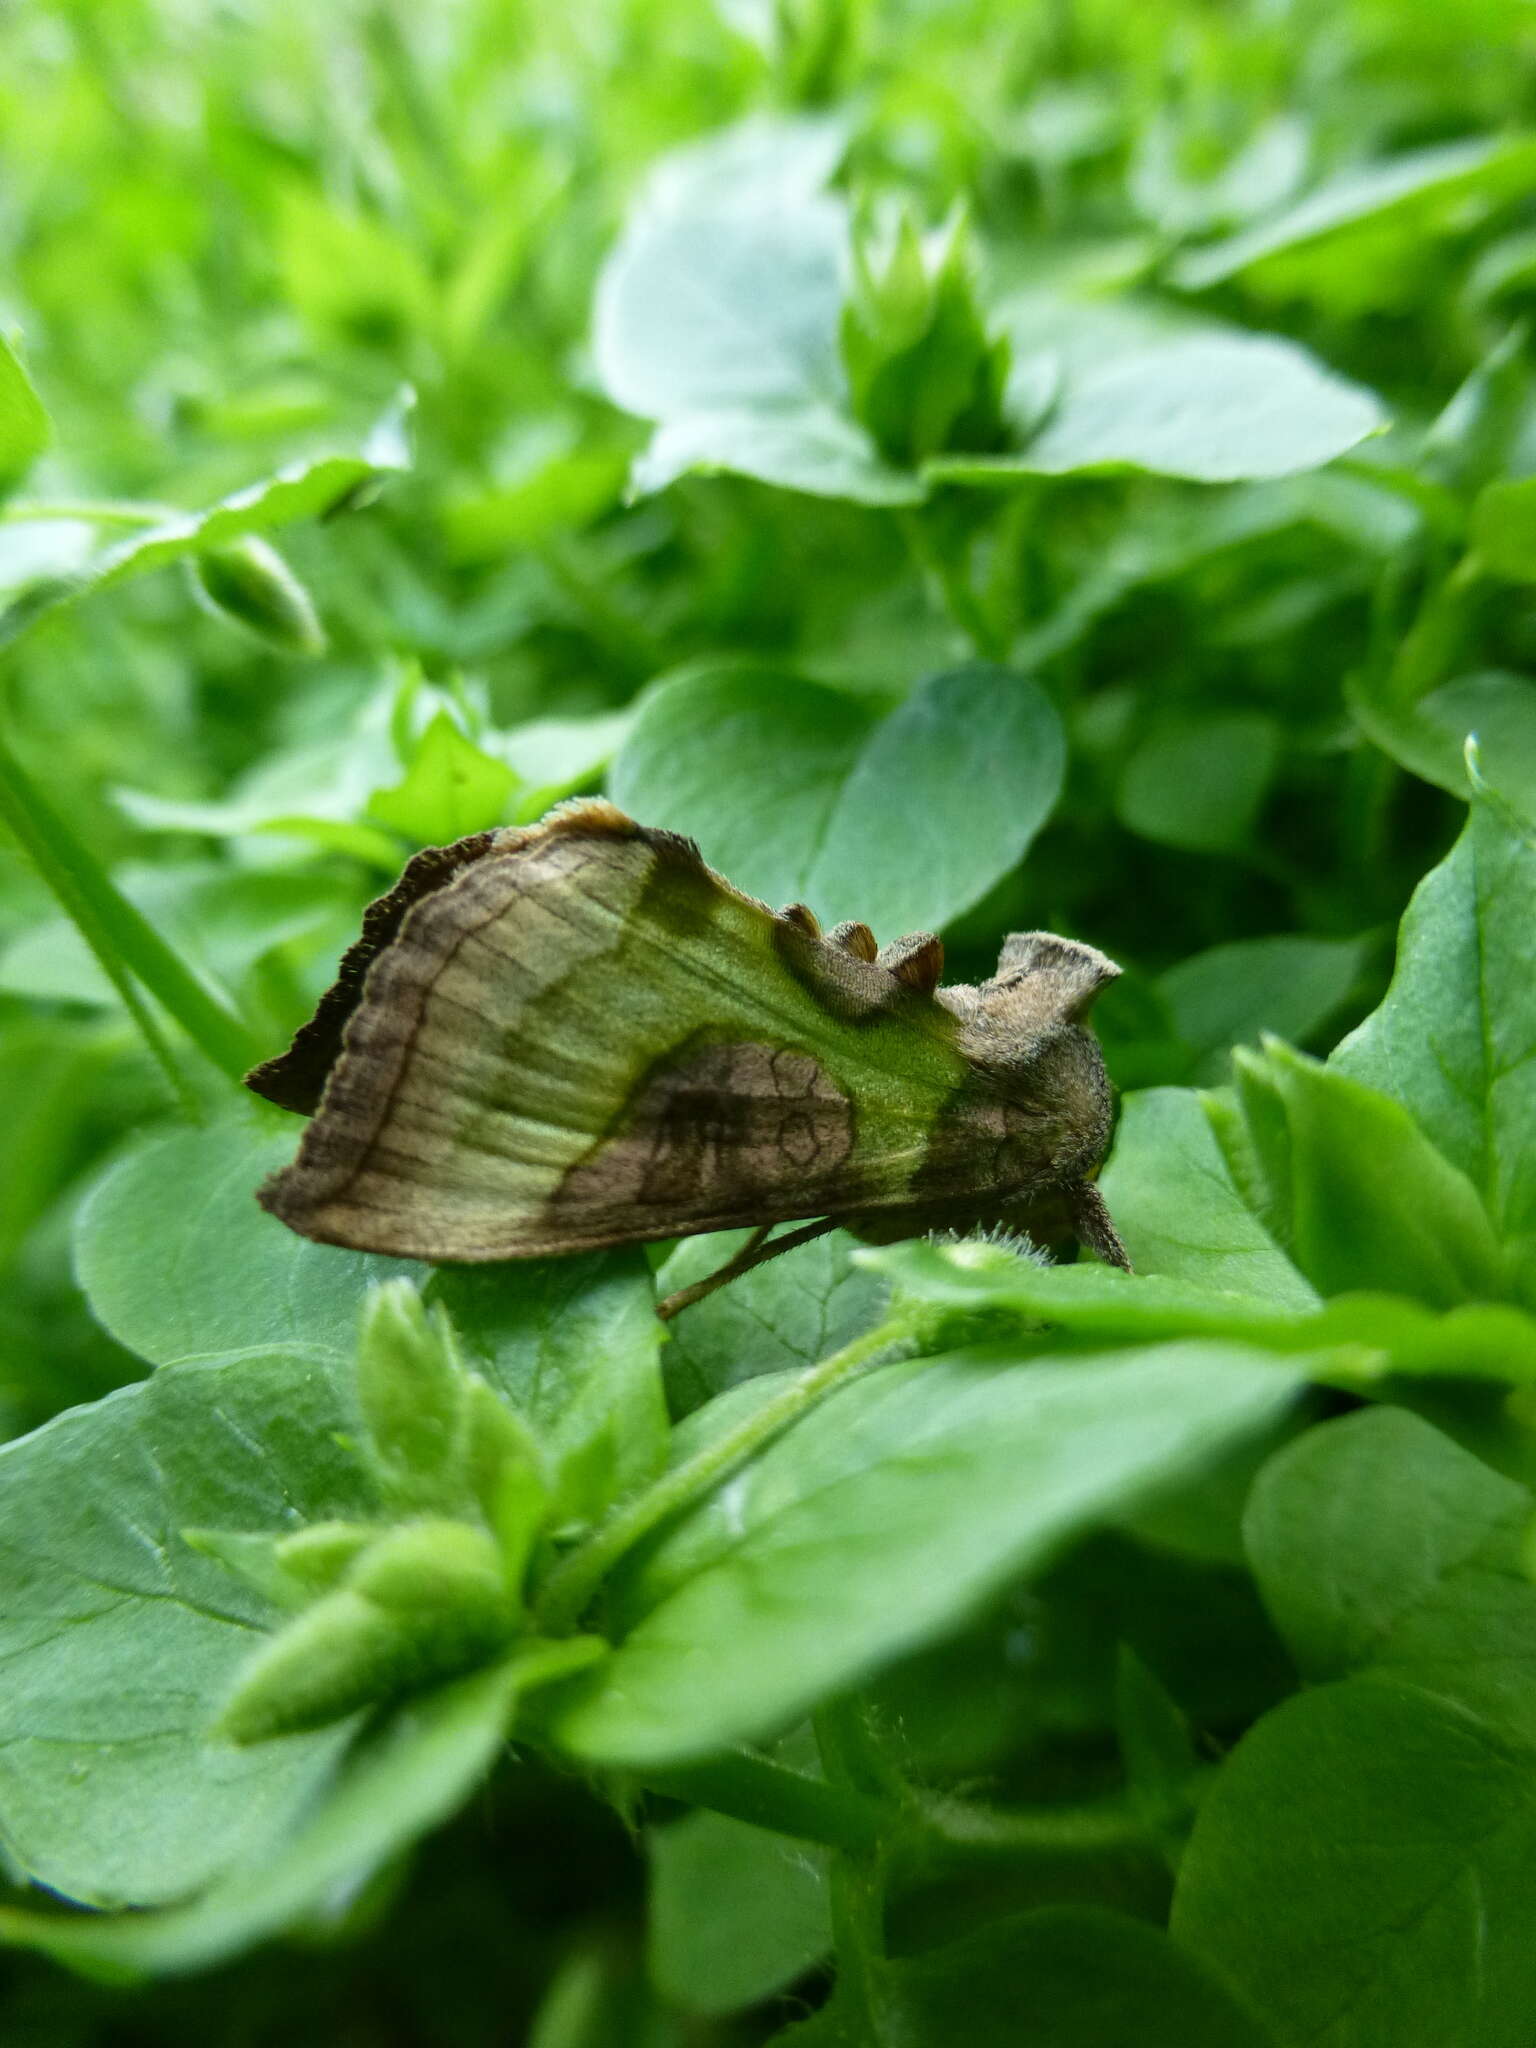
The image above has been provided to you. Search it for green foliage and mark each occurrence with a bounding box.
[4,1,1536,2042]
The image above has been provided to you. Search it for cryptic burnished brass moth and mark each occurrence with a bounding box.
[247,800,1130,1317]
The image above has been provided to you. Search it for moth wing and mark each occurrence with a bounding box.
[252,804,1028,1260]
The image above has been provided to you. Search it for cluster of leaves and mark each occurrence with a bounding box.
[4,0,1536,2042]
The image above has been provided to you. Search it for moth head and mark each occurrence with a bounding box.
[988,932,1121,1022]
[937,931,1123,1190]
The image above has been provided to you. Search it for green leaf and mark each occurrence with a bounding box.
[0,330,49,490]
[0,1347,371,1906]
[1097,1087,1316,1307]
[1470,476,1536,582]
[1171,135,1536,290]
[647,1812,829,2014]
[0,396,411,650]
[860,1236,1536,1385]
[1347,668,1536,818]
[629,404,923,505]
[544,1340,1297,1765]
[1336,791,1536,1276]
[0,1644,598,1975]
[0,862,355,1010]
[595,196,916,504]
[1117,710,1281,852]
[843,1906,1273,2048]
[428,1253,667,1525]
[1173,1678,1536,2048]
[1245,1407,1536,1742]
[367,708,518,846]
[656,1226,886,1414]
[609,662,1065,937]
[75,1115,421,1371]
[214,1519,518,1744]
[933,333,1385,483]
[1158,934,1367,1084]
[1233,1041,1507,1308]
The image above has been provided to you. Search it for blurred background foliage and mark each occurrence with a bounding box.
[2,0,1535,2036]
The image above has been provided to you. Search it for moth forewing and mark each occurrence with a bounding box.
[247,802,1131,1303]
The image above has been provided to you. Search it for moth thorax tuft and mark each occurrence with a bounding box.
[878,931,944,995]
[826,920,878,962]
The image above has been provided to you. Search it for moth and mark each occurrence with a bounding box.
[247,800,1130,1320]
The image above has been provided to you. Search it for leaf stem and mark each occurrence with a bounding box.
[636,1748,887,1853]
[0,731,264,1087]
[532,1310,924,1634]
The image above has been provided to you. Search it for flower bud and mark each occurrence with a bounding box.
[190,537,326,654]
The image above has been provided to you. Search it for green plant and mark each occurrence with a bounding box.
[2,3,1536,2042]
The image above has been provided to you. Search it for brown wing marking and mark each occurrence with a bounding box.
[550,1038,856,1231]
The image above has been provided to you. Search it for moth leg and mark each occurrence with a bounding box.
[655,1218,839,1322]
[1071,1181,1133,1272]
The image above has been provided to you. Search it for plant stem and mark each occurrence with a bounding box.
[0,731,264,1087]
[637,1749,887,1853]
[533,1311,924,1633]
[815,1699,894,2032]
[0,499,174,528]
[914,1788,1155,1857]
[898,505,1005,659]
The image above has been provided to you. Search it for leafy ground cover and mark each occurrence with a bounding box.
[2,1,1536,2041]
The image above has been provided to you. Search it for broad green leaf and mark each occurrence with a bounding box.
[0,331,49,489]
[636,112,850,217]
[1158,934,1366,1084]
[629,404,922,505]
[832,1906,1272,2048]
[1335,791,1536,1275]
[494,711,633,820]
[1097,1088,1316,1307]
[0,1347,372,1905]
[1131,112,1308,238]
[545,1340,1297,1765]
[933,334,1384,483]
[0,1645,595,1974]
[657,1226,886,1414]
[595,197,915,504]
[0,398,411,650]
[1245,1407,1536,1741]
[1171,135,1536,290]
[367,709,518,845]
[1117,710,1280,852]
[1346,668,1536,819]
[428,1254,667,1524]
[647,1812,829,2015]
[75,1115,421,1371]
[861,1238,1536,1385]
[1174,1678,1536,2048]
[609,663,1065,936]
[1233,1042,1507,1307]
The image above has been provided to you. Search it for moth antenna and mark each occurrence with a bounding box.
[826,920,878,962]
[779,902,822,939]
[878,932,944,995]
